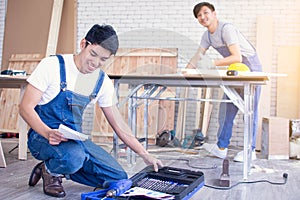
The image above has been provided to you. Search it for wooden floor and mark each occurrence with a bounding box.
[1,139,300,200]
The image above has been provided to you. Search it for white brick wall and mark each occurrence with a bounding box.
[0,0,300,147]
[0,0,6,70]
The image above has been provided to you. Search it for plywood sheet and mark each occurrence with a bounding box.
[1,0,76,70]
[277,46,300,118]
[256,16,273,150]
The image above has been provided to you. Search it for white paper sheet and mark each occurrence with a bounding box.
[58,124,88,141]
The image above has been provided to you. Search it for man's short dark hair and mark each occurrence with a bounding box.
[85,24,119,55]
[193,2,215,18]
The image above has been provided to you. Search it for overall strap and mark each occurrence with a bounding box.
[208,23,229,46]
[220,23,229,44]
[56,55,67,91]
[89,70,105,100]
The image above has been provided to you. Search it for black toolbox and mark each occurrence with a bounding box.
[81,166,205,200]
[122,166,204,200]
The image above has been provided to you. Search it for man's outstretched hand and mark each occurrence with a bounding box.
[141,153,164,172]
[197,53,215,69]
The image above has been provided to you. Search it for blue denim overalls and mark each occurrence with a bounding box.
[208,24,262,150]
[27,55,127,187]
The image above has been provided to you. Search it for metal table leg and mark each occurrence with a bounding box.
[243,83,254,179]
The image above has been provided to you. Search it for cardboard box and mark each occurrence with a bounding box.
[290,119,300,138]
[261,117,289,159]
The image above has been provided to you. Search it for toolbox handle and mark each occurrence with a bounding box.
[163,168,184,176]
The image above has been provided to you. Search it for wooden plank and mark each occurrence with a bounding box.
[136,55,161,75]
[17,86,27,160]
[175,88,188,142]
[147,147,198,155]
[116,48,177,57]
[0,89,20,131]
[8,54,43,73]
[9,58,42,62]
[277,46,300,118]
[161,53,178,74]
[46,0,64,57]
[195,89,202,129]
[0,141,7,167]
[116,52,177,57]
[255,16,273,151]
[136,101,160,139]
[157,100,175,132]
[200,88,213,137]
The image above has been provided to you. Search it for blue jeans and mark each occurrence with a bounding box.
[212,41,262,151]
[28,131,127,187]
[217,86,261,150]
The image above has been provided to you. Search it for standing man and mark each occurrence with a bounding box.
[187,2,262,162]
[19,24,163,198]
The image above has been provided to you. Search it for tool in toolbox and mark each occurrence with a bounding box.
[106,179,133,198]
[81,179,132,200]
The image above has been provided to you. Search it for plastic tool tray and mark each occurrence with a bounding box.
[122,166,204,200]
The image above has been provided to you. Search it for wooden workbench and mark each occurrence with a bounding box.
[0,75,28,167]
[110,71,269,179]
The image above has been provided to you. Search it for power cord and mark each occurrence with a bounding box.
[153,157,288,190]
[159,157,218,170]
[204,173,288,190]
[178,158,218,170]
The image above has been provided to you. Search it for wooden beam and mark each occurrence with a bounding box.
[256,16,273,150]
[200,88,213,137]
[0,141,7,167]
[46,0,64,57]
[277,46,300,118]
[175,88,188,142]
[195,88,202,129]
[116,48,178,57]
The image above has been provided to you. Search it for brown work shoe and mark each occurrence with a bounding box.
[41,163,66,198]
[28,161,43,186]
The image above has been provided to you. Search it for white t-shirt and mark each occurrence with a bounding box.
[27,54,117,107]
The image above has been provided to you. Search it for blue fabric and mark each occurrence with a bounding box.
[27,55,127,187]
